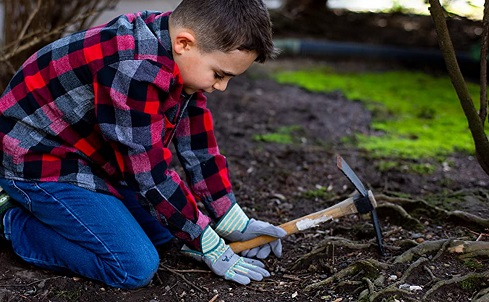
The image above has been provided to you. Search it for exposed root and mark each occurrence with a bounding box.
[422,265,440,284]
[359,286,419,302]
[393,239,449,264]
[474,287,489,301]
[398,256,429,283]
[304,258,388,292]
[304,237,489,301]
[376,202,424,230]
[423,271,489,300]
[300,193,489,301]
[448,210,489,229]
[447,240,489,259]
[376,194,445,218]
[377,193,489,231]
[292,236,372,271]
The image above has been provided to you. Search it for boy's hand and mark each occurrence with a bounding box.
[215,204,287,259]
[181,227,270,285]
[224,218,287,258]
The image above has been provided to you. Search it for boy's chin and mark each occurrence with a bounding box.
[183,87,199,94]
[183,87,195,94]
[183,87,210,94]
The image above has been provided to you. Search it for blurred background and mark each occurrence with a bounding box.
[0,0,485,161]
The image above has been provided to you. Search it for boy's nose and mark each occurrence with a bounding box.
[213,80,229,92]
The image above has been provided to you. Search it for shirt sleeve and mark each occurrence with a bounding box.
[172,92,236,222]
[93,59,210,245]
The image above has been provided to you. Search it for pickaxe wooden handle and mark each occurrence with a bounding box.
[229,194,375,254]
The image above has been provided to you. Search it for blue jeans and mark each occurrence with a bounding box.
[0,178,173,289]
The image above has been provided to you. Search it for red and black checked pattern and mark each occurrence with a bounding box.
[0,11,236,248]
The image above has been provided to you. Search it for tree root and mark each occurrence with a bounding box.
[394,239,452,264]
[448,210,489,229]
[358,286,419,302]
[447,240,489,259]
[292,236,372,271]
[473,287,489,301]
[376,202,424,230]
[300,193,489,301]
[377,193,489,231]
[423,271,489,300]
[303,237,489,301]
[304,258,389,292]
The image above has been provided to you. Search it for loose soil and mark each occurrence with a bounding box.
[2,8,489,302]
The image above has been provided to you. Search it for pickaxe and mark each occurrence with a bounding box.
[229,154,385,256]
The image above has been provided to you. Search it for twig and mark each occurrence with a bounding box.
[0,276,62,288]
[208,294,219,302]
[0,10,101,62]
[363,277,375,295]
[467,228,489,241]
[160,267,211,274]
[154,269,163,285]
[423,265,439,283]
[159,264,206,293]
[282,274,301,281]
[13,0,42,52]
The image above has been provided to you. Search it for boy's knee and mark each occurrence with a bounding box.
[108,246,160,289]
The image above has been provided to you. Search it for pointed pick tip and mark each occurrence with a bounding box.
[336,154,342,169]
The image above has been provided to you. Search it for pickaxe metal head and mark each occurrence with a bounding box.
[337,154,385,256]
[229,154,385,257]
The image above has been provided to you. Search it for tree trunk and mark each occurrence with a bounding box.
[428,0,489,176]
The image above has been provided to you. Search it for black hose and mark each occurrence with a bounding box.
[274,38,476,66]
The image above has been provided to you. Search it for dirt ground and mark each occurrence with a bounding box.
[2,8,489,302]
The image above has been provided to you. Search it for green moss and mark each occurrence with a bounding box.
[410,162,435,174]
[273,69,485,160]
[375,160,435,174]
[253,125,304,144]
[463,259,484,269]
[460,276,484,291]
[302,187,335,200]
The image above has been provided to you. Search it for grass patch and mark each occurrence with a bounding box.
[301,186,335,200]
[459,275,484,291]
[375,159,435,174]
[273,68,484,160]
[463,259,484,269]
[253,125,304,144]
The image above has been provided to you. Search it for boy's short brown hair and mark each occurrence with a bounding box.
[169,0,277,63]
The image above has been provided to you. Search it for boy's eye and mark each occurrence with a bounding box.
[214,72,224,80]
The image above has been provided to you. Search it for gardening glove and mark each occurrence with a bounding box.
[215,203,287,259]
[181,226,270,285]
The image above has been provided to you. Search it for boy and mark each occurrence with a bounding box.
[0,0,286,289]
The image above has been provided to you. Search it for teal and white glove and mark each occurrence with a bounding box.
[215,204,287,259]
[181,227,270,285]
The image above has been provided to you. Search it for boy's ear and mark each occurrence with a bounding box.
[173,30,196,55]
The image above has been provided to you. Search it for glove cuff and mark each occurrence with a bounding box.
[181,227,239,276]
[214,203,249,237]
[201,226,221,254]
[182,226,221,253]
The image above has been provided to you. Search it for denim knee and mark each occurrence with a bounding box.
[109,246,161,289]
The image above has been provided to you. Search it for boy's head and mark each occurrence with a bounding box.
[169,0,277,63]
[169,0,277,95]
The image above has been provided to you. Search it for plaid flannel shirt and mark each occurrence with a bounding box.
[0,11,236,248]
